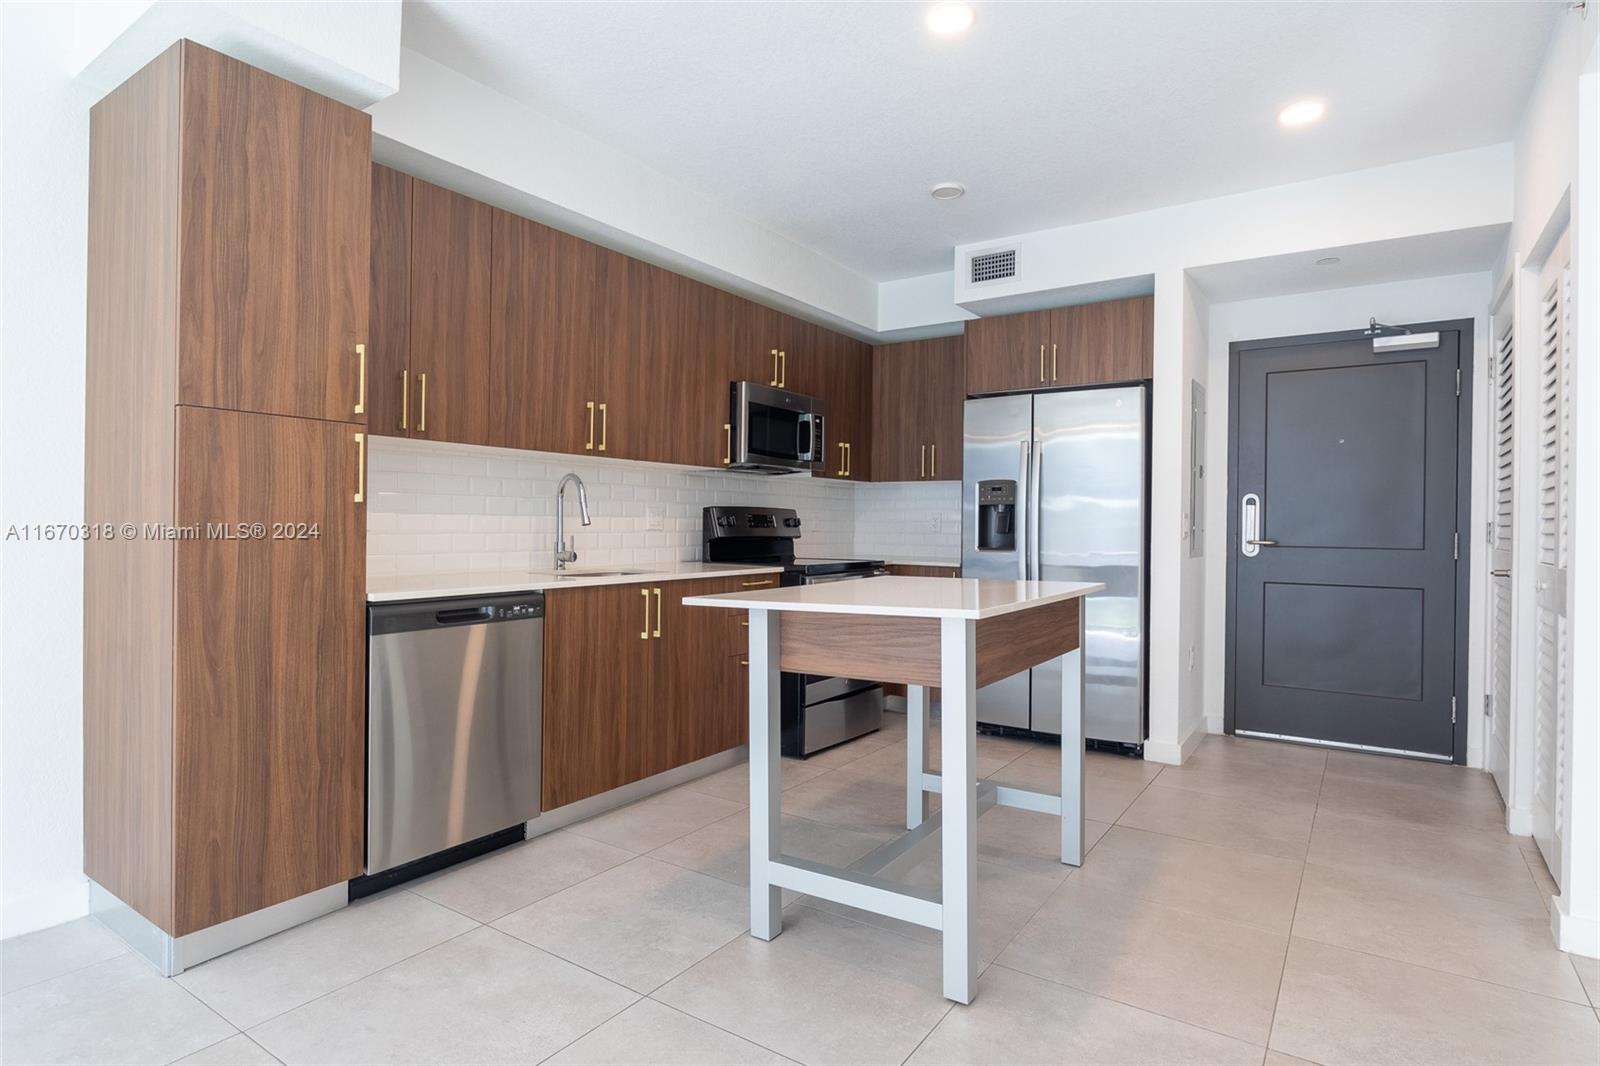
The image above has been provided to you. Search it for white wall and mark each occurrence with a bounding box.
[1201,273,1494,762]
[366,438,857,576]
[0,2,97,937]
[853,481,961,565]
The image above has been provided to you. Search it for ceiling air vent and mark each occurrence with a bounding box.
[970,248,1017,285]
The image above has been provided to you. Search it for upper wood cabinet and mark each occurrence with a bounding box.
[542,576,751,810]
[964,296,1153,395]
[872,336,964,482]
[491,210,610,454]
[814,330,874,481]
[168,41,371,424]
[409,180,493,446]
[367,164,412,436]
[732,301,811,390]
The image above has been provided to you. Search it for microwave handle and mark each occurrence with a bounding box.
[801,412,825,463]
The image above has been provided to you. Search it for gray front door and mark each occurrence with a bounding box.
[1229,329,1462,758]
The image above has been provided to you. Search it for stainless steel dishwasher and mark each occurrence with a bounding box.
[366,592,543,878]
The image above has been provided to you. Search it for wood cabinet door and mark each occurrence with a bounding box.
[410,179,493,446]
[177,42,371,424]
[491,210,602,454]
[870,341,925,481]
[964,309,1050,396]
[815,331,873,481]
[657,578,749,771]
[367,164,412,437]
[171,406,366,935]
[542,583,656,809]
[614,262,733,466]
[731,299,785,387]
[921,336,966,482]
[1052,296,1154,386]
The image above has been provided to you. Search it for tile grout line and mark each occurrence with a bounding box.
[1259,750,1326,1059]
[642,995,803,1064]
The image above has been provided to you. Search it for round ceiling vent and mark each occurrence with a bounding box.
[930,182,966,201]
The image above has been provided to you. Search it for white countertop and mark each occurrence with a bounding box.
[368,562,783,603]
[886,558,962,570]
[683,575,1103,620]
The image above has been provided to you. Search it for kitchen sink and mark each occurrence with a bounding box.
[528,568,648,579]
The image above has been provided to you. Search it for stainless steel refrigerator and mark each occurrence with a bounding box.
[962,386,1148,747]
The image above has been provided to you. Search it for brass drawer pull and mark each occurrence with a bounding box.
[354,343,366,415]
[779,350,786,387]
[399,369,409,431]
[640,588,650,640]
[930,443,936,479]
[770,349,780,387]
[586,401,596,450]
[598,402,608,452]
[1051,343,1058,382]
[920,444,927,479]
[741,579,773,588]
[353,432,366,504]
[653,587,662,638]
[1039,343,1046,382]
[418,372,428,433]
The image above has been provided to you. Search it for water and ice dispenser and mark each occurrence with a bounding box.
[974,479,1017,551]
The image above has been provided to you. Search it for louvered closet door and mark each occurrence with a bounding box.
[1531,233,1572,882]
[1487,313,1515,800]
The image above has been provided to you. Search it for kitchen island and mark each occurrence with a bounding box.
[684,575,1103,1004]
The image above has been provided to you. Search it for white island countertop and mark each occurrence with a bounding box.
[683,575,1103,620]
[368,561,783,603]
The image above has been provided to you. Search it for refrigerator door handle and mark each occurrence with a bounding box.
[1017,440,1031,579]
[1029,432,1043,579]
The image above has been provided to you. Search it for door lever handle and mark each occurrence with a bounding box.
[1491,568,1511,577]
[1245,538,1279,547]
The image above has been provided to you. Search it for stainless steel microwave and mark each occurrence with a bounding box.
[727,381,825,474]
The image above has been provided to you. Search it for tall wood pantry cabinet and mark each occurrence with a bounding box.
[84,40,369,950]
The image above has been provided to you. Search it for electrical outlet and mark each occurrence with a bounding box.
[930,512,942,534]
[644,505,664,531]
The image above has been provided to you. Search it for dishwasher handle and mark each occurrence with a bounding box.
[370,591,545,635]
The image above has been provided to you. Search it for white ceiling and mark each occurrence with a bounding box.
[404,1,1561,282]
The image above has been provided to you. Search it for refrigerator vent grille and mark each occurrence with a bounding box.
[970,249,1017,284]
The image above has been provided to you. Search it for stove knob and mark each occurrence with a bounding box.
[784,517,801,528]
[718,515,736,527]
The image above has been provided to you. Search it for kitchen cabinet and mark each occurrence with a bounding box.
[871,336,964,481]
[174,42,370,425]
[964,296,1152,395]
[410,179,493,445]
[367,164,412,436]
[878,564,959,700]
[814,330,874,481]
[85,41,368,939]
[732,300,813,391]
[542,575,754,809]
[171,406,366,933]
[491,210,611,454]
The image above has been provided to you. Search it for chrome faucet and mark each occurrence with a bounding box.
[554,472,592,571]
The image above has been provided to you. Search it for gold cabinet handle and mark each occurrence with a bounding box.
[739,659,749,666]
[837,441,847,476]
[1040,343,1046,382]
[930,443,936,479]
[586,401,595,450]
[723,423,732,465]
[353,432,366,504]
[418,372,428,433]
[741,579,773,588]
[844,441,851,477]
[920,444,927,478]
[1051,342,1058,383]
[597,402,608,452]
[354,343,366,415]
[640,588,650,640]
[779,350,786,388]
[770,348,780,386]
[653,587,662,638]
[399,369,409,431]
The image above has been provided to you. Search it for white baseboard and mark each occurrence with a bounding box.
[1506,805,1535,837]
[1552,894,1600,959]
[1144,718,1206,766]
[1,877,90,940]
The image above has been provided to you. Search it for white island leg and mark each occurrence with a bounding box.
[1061,600,1086,866]
[749,608,782,940]
[939,617,978,1004]
[906,684,930,829]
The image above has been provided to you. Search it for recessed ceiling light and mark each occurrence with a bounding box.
[1315,256,1341,266]
[1278,99,1326,128]
[926,3,975,37]
[930,181,966,201]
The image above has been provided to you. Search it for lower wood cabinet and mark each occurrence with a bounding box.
[542,575,754,810]
[880,564,958,699]
[85,406,367,936]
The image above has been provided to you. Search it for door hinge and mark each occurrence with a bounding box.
[1484,693,1493,718]
[1451,696,1457,724]
[1455,367,1462,396]
[1453,531,1459,560]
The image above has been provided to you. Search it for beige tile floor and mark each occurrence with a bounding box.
[4,722,1598,1065]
